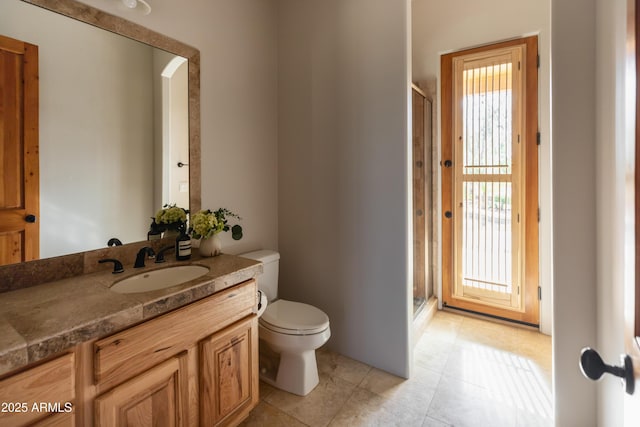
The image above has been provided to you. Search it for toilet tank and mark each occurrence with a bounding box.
[240,250,280,302]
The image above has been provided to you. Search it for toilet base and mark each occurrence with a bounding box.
[260,349,320,396]
[258,326,331,396]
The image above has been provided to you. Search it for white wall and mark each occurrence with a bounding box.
[73,0,280,255]
[552,0,598,424]
[595,0,629,424]
[412,0,553,334]
[1,0,154,257]
[277,0,413,377]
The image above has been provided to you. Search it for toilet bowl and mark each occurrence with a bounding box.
[240,250,331,396]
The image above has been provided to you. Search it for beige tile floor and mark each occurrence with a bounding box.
[240,310,552,427]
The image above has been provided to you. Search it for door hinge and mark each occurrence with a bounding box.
[538,286,542,300]
[537,54,540,68]
[538,207,540,222]
[536,132,541,145]
[518,61,521,71]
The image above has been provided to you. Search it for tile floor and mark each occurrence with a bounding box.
[240,310,553,427]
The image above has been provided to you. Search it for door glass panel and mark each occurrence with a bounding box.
[453,49,524,310]
[462,181,512,293]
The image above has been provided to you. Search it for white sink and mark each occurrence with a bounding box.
[110,265,210,294]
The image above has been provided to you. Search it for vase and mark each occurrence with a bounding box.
[199,234,222,257]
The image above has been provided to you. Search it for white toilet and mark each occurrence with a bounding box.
[240,250,330,396]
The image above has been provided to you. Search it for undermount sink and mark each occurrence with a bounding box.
[110,265,210,294]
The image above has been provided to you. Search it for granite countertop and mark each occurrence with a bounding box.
[0,254,262,376]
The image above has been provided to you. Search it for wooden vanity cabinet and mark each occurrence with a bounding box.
[89,279,259,427]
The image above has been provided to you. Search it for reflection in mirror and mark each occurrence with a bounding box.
[0,0,200,264]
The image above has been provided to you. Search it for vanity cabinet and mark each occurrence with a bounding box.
[89,279,259,427]
[0,279,259,427]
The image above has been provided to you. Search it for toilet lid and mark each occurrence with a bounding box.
[260,299,329,335]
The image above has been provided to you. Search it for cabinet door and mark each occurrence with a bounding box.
[200,316,258,426]
[95,353,189,427]
[0,353,74,427]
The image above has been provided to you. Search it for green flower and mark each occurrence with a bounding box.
[153,204,188,230]
[189,208,243,240]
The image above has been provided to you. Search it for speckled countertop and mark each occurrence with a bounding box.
[0,254,262,376]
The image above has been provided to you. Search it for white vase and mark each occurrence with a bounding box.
[199,234,222,257]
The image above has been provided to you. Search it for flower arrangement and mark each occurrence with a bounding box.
[152,204,189,232]
[190,208,243,240]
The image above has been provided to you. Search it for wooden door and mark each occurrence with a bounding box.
[0,34,39,266]
[441,36,539,325]
[200,316,258,426]
[94,354,189,427]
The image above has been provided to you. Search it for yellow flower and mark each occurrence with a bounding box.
[156,204,187,225]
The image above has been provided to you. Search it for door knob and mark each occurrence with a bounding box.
[443,160,452,168]
[579,347,635,395]
[444,211,452,219]
[25,214,37,223]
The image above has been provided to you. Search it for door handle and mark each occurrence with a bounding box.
[579,347,635,395]
[25,214,37,223]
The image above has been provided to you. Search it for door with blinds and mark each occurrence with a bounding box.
[441,37,539,325]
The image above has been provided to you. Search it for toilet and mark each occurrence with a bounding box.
[240,250,330,396]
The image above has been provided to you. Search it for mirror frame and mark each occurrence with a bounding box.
[22,0,202,219]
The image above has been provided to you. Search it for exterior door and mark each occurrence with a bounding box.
[0,34,39,266]
[441,36,539,325]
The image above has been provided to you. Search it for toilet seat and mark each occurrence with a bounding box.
[259,299,329,335]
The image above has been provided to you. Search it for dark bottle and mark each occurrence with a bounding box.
[147,218,162,241]
[175,225,191,260]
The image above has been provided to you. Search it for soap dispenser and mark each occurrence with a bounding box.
[147,218,162,241]
[175,224,191,260]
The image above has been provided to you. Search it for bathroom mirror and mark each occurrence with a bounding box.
[0,0,200,264]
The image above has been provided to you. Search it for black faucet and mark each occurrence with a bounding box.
[99,258,124,274]
[107,238,123,247]
[134,247,155,268]
[155,246,175,263]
